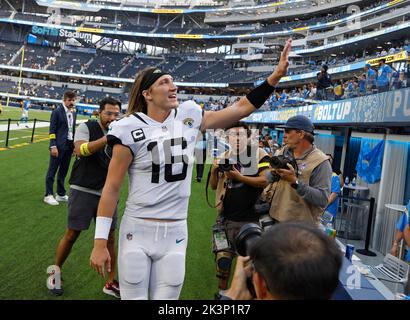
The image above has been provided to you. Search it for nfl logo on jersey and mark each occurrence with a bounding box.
[131,129,145,142]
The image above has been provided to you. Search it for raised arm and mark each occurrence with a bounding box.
[200,39,292,131]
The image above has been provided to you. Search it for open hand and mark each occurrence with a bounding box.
[268,39,292,85]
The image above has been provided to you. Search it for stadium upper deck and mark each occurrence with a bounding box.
[0,0,409,105]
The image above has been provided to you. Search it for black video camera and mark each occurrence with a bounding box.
[268,154,298,183]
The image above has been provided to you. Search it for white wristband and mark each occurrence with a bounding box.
[95,217,113,240]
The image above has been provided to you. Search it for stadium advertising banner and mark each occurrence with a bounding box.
[174,34,204,39]
[366,51,408,66]
[243,88,410,125]
[31,26,93,43]
[152,9,184,14]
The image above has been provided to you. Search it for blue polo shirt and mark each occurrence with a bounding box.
[325,173,341,217]
[359,79,366,93]
[279,92,287,104]
[366,69,377,87]
[378,64,393,87]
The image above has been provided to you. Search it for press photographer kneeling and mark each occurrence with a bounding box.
[208,123,271,291]
[266,115,332,224]
[220,222,343,300]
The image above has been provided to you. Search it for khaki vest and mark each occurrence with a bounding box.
[215,147,268,215]
[269,146,328,223]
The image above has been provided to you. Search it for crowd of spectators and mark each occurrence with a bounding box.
[269,61,409,110]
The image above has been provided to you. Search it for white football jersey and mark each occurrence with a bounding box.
[108,100,203,220]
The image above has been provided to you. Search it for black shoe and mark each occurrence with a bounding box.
[196,177,202,182]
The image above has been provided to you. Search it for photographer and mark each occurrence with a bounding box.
[222,222,342,300]
[209,123,271,290]
[267,115,332,224]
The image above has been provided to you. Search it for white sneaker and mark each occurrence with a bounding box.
[55,194,69,202]
[44,195,59,206]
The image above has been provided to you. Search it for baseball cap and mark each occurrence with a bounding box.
[365,63,371,68]
[279,115,315,134]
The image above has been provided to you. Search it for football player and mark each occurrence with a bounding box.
[17,97,30,128]
[90,39,292,300]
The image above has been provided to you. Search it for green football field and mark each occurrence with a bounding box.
[0,116,219,300]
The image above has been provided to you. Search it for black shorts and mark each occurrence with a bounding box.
[67,188,118,231]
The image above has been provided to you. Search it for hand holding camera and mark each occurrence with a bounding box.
[266,154,298,183]
[215,159,243,182]
[224,166,242,182]
[273,163,297,184]
[223,256,254,300]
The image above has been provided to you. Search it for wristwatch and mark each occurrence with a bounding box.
[291,179,299,190]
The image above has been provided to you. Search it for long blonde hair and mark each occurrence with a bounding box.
[126,67,157,116]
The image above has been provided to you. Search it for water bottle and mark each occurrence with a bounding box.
[320,212,336,238]
[344,176,349,186]
[321,211,333,226]
[352,177,356,187]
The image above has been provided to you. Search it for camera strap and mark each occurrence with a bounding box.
[205,166,223,209]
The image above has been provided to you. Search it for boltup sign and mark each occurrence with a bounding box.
[243,87,410,126]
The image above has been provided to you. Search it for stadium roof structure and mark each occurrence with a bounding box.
[35,0,309,14]
[2,0,408,49]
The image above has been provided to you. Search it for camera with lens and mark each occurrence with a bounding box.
[218,162,234,172]
[217,157,236,172]
[268,154,298,183]
[235,223,263,257]
[234,223,264,298]
[234,218,276,298]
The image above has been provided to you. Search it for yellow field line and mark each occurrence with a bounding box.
[0,137,50,152]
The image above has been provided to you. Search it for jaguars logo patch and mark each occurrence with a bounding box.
[183,118,194,128]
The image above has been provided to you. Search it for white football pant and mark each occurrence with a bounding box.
[118,215,188,300]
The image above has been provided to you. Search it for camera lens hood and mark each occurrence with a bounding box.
[236,223,262,256]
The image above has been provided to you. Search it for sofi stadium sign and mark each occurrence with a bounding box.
[31,26,92,42]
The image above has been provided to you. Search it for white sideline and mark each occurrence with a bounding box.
[0,119,87,132]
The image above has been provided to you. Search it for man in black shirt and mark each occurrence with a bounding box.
[47,97,121,298]
[316,64,332,100]
[209,124,270,290]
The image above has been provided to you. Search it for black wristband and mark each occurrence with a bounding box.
[246,80,276,109]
